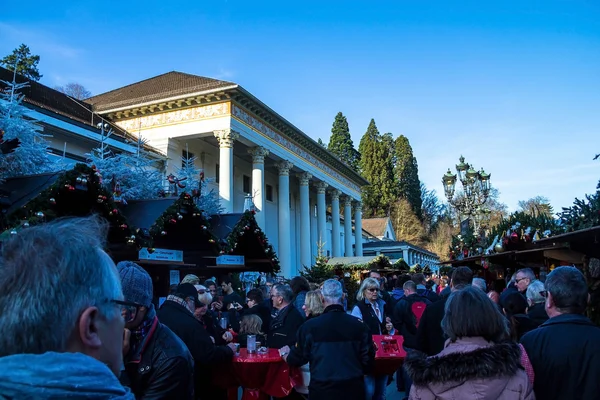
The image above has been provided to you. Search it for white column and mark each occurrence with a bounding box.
[277,161,294,277]
[330,189,341,257]
[213,129,239,213]
[355,201,363,256]
[316,182,328,247]
[248,147,269,229]
[402,248,409,262]
[298,172,312,269]
[344,196,353,257]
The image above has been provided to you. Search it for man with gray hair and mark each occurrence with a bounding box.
[525,280,548,327]
[472,277,487,292]
[0,216,134,399]
[282,279,374,400]
[268,283,304,349]
[521,266,600,400]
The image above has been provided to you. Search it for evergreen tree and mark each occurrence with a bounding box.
[0,72,55,181]
[328,112,359,170]
[86,125,163,202]
[174,145,222,216]
[1,44,42,82]
[358,119,396,217]
[394,135,422,218]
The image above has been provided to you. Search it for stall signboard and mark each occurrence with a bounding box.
[139,248,183,262]
[216,255,245,265]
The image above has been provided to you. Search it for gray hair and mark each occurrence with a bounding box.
[357,277,380,301]
[273,283,294,303]
[472,278,487,292]
[195,284,213,305]
[517,268,536,281]
[0,216,122,357]
[526,280,545,305]
[321,279,343,304]
[546,266,588,314]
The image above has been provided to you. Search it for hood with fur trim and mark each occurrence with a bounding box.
[404,338,533,400]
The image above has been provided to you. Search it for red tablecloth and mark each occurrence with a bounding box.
[214,348,301,400]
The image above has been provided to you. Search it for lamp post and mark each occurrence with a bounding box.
[442,155,492,233]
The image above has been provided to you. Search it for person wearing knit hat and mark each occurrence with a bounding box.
[117,261,194,399]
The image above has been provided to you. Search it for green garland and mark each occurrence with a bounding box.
[222,210,280,273]
[150,192,220,253]
[0,163,135,245]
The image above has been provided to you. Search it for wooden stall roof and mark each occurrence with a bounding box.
[120,198,177,229]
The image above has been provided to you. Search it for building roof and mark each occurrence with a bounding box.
[0,67,163,157]
[361,217,391,238]
[362,240,439,258]
[326,256,379,266]
[86,71,236,112]
[0,172,62,216]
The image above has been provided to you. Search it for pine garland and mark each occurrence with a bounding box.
[1,163,135,245]
[150,192,220,253]
[221,210,280,273]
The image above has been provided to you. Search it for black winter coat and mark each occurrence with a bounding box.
[416,296,447,356]
[286,304,374,400]
[521,313,600,400]
[526,302,549,327]
[121,318,194,400]
[393,294,431,349]
[268,304,304,349]
[157,301,233,399]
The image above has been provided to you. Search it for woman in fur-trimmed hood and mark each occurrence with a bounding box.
[404,287,535,400]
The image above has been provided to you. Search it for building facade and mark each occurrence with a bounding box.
[86,72,369,277]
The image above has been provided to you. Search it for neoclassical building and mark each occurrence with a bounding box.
[86,71,369,277]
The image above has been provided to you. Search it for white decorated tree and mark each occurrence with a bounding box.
[87,124,164,202]
[172,144,222,216]
[0,70,55,181]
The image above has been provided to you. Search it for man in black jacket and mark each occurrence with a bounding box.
[282,279,374,400]
[118,261,194,400]
[268,284,304,349]
[158,283,236,400]
[416,266,473,356]
[521,266,600,400]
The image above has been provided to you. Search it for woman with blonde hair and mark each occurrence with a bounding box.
[237,314,266,348]
[351,277,389,400]
[303,290,325,320]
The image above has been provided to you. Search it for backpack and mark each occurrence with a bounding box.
[411,299,428,328]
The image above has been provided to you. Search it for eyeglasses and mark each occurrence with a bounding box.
[112,300,143,323]
[515,277,529,283]
[197,290,206,294]
[367,288,380,292]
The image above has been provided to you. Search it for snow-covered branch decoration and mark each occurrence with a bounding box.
[0,69,57,181]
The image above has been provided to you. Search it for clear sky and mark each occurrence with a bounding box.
[2,0,599,213]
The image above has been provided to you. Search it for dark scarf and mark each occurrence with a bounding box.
[130,304,157,358]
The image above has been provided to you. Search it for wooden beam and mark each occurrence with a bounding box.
[543,249,586,264]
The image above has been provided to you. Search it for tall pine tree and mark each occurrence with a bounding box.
[394,135,422,219]
[328,112,359,171]
[358,119,396,217]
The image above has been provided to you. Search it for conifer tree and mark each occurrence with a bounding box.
[394,135,422,219]
[328,112,359,170]
[358,119,396,217]
[0,72,55,181]
[1,44,42,82]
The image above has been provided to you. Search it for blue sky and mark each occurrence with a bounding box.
[2,0,599,213]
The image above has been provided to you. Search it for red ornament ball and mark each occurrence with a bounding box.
[169,218,177,224]
[510,232,519,243]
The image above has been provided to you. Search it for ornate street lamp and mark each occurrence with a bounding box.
[442,156,492,232]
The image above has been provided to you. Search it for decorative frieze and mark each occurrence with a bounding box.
[116,102,230,131]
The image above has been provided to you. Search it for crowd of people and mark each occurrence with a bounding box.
[0,216,599,400]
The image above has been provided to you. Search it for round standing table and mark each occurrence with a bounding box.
[214,348,301,400]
